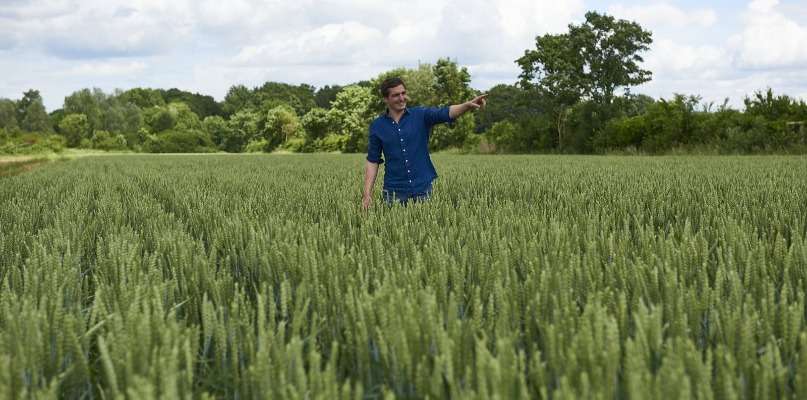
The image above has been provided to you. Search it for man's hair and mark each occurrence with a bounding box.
[379,77,405,98]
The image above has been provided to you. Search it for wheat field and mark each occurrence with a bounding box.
[1,154,806,399]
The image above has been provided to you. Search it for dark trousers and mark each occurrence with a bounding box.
[381,186,432,206]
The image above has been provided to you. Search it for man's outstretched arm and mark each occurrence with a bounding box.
[362,160,380,210]
[449,93,488,119]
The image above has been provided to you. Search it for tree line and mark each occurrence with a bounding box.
[2,11,806,156]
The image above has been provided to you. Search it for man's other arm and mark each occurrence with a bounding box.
[362,160,380,210]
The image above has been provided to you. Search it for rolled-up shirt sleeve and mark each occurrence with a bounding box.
[366,129,384,164]
[423,106,455,127]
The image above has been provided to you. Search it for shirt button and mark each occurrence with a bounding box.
[407,170,411,173]
[400,139,403,142]
[409,180,412,183]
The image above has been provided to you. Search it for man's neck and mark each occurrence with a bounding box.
[387,108,405,122]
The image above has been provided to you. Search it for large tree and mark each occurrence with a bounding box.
[517,11,652,149]
[160,88,223,119]
[64,89,104,133]
[18,90,52,133]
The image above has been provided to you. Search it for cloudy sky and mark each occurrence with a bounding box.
[1,0,806,111]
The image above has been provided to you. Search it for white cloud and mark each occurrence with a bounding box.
[732,0,807,68]
[646,39,732,78]
[67,61,147,76]
[2,0,806,111]
[234,21,384,66]
[1,0,194,59]
[608,3,717,28]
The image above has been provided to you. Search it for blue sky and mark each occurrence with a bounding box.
[1,0,806,111]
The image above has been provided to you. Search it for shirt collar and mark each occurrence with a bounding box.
[383,107,410,119]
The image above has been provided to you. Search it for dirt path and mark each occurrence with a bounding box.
[0,158,48,177]
[0,156,36,164]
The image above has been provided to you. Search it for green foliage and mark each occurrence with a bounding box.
[160,88,224,119]
[484,120,519,153]
[517,11,652,151]
[168,102,203,132]
[589,92,807,154]
[118,88,166,109]
[431,114,476,151]
[314,85,343,109]
[222,84,253,117]
[281,137,306,152]
[144,106,176,133]
[0,132,65,154]
[327,85,374,153]
[474,84,538,133]
[301,107,331,141]
[316,133,349,152]
[91,130,128,151]
[428,58,477,151]
[64,88,104,132]
[58,113,91,147]
[372,64,437,113]
[18,90,52,133]
[202,115,231,148]
[144,129,215,153]
[254,82,317,116]
[263,105,302,151]
[517,11,653,105]
[744,88,807,121]
[244,138,269,153]
[224,110,261,152]
[0,99,20,132]
[1,155,806,398]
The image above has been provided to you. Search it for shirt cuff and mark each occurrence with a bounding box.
[366,156,384,164]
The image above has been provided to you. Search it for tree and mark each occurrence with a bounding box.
[160,88,223,119]
[122,103,144,145]
[0,99,19,132]
[327,85,374,152]
[314,85,343,109]
[64,89,103,132]
[474,84,538,133]
[224,109,261,152]
[743,88,805,121]
[118,88,166,109]
[253,82,317,116]
[58,113,90,147]
[263,104,302,151]
[21,96,52,133]
[144,106,176,133]
[430,58,476,150]
[16,90,41,124]
[517,11,652,149]
[168,102,202,131]
[301,107,331,141]
[372,64,437,114]
[222,85,254,117]
[202,116,231,148]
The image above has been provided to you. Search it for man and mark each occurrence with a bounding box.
[362,77,487,209]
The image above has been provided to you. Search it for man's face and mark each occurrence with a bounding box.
[384,84,407,113]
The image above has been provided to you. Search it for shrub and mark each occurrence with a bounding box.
[144,129,215,153]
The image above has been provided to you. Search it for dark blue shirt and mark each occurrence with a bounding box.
[366,106,454,194]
